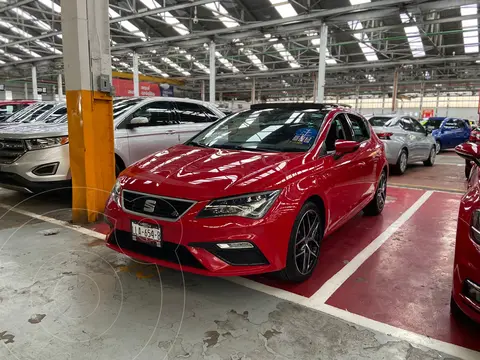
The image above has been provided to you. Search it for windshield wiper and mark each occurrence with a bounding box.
[187,141,210,148]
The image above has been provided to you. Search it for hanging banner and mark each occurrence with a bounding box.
[160,83,174,97]
[421,109,435,119]
[112,78,160,97]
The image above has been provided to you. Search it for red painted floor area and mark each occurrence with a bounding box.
[326,191,480,351]
[251,187,426,297]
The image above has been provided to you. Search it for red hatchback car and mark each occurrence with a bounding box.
[104,103,388,282]
[453,142,480,322]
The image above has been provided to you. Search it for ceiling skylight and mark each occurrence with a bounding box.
[0,49,21,61]
[349,0,371,4]
[348,21,378,61]
[109,8,147,41]
[460,5,479,54]
[365,74,376,82]
[0,20,61,55]
[161,57,191,76]
[204,3,239,28]
[38,0,61,13]
[241,48,268,71]
[0,34,41,58]
[216,52,240,73]
[269,0,297,19]
[272,43,300,68]
[139,0,189,36]
[139,60,169,77]
[307,31,337,64]
[400,13,426,57]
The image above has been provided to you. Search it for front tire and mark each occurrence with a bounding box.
[465,160,472,179]
[423,146,436,166]
[436,140,441,154]
[364,170,387,216]
[279,202,323,283]
[393,149,408,175]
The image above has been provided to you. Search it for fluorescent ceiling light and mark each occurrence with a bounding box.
[269,0,297,18]
[365,74,376,82]
[38,0,61,13]
[139,0,189,36]
[139,60,169,77]
[460,5,479,54]
[400,13,426,57]
[204,2,239,28]
[241,48,268,71]
[109,8,147,41]
[348,21,378,61]
[350,0,371,4]
[306,31,337,64]
[272,43,301,68]
[161,57,191,76]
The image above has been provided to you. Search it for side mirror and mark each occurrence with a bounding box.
[456,143,480,166]
[335,140,359,154]
[127,116,149,129]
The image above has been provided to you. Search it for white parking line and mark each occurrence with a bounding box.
[308,190,433,305]
[1,192,479,360]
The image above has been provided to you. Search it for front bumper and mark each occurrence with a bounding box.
[452,217,480,323]
[104,193,294,276]
[0,145,70,193]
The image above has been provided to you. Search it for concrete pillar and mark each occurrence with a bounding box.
[355,86,360,110]
[209,41,216,103]
[201,80,205,102]
[251,78,256,105]
[219,92,223,102]
[419,82,424,115]
[57,73,63,98]
[382,94,386,114]
[31,65,37,100]
[392,69,399,113]
[435,90,440,115]
[313,73,318,102]
[61,0,115,223]
[24,82,28,99]
[316,23,328,103]
[133,52,139,96]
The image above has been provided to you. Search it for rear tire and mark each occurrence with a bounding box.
[423,146,436,166]
[392,149,408,175]
[278,202,323,283]
[363,170,387,216]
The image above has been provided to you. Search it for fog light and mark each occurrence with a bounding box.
[465,280,480,304]
[217,242,254,250]
[32,162,59,176]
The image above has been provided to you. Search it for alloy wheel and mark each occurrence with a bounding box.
[430,148,436,164]
[294,209,321,275]
[376,173,387,211]
[400,152,407,173]
[436,141,441,154]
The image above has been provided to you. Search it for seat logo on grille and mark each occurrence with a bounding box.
[143,199,156,213]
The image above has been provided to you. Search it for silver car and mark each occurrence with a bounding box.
[368,115,437,174]
[0,97,225,193]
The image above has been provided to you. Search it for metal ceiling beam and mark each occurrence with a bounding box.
[194,55,480,80]
[109,0,217,23]
[0,0,35,13]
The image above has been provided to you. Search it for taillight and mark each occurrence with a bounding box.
[470,210,480,245]
[469,132,480,143]
[377,132,393,140]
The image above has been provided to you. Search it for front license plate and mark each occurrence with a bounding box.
[131,221,162,247]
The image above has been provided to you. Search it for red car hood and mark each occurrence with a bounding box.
[122,144,305,201]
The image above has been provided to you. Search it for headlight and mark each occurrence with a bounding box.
[197,190,281,219]
[470,210,480,245]
[25,136,69,151]
[109,179,122,207]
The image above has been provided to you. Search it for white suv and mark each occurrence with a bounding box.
[0,97,225,193]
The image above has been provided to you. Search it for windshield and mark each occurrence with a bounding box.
[424,118,443,130]
[368,116,394,127]
[6,103,55,123]
[187,107,329,153]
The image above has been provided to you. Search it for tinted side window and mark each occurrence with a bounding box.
[132,101,175,127]
[443,119,460,129]
[412,119,425,133]
[325,114,352,152]
[456,119,466,128]
[176,102,217,123]
[348,114,370,142]
[400,118,414,131]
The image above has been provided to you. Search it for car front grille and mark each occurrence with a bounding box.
[108,230,205,269]
[0,138,27,164]
[122,190,195,220]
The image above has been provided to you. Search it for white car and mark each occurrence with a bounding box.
[0,97,225,193]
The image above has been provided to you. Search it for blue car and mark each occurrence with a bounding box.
[424,117,471,153]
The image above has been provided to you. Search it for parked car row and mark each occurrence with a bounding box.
[367,114,436,174]
[0,97,224,193]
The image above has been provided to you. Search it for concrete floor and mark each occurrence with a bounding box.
[0,153,477,360]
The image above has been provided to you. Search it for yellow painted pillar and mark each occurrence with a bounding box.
[61,0,115,223]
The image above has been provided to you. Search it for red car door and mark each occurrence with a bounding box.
[346,113,378,205]
[320,113,365,232]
